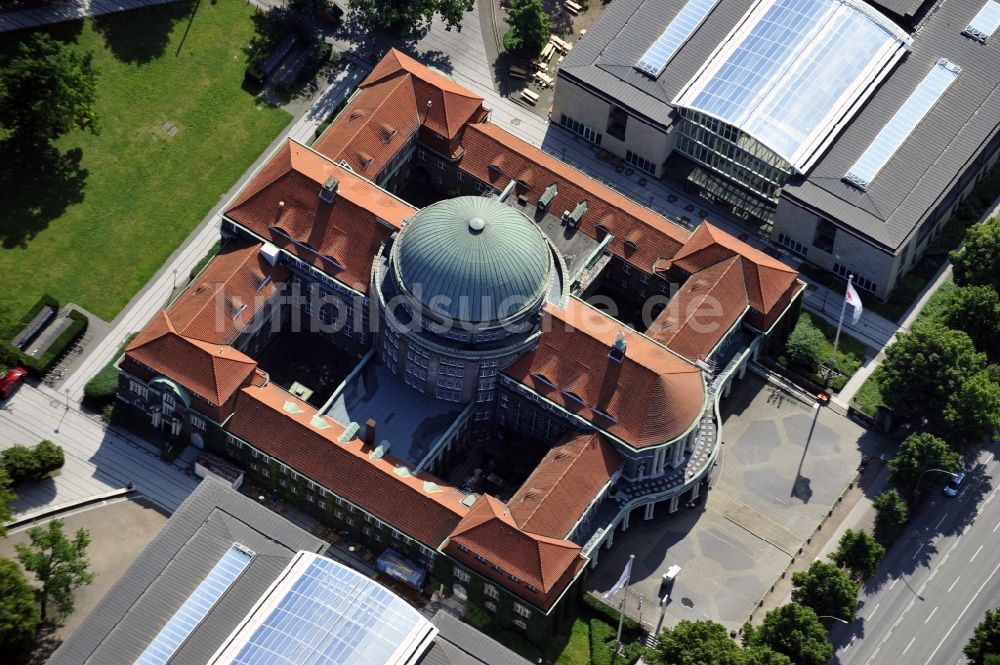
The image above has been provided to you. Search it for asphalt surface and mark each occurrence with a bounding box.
[831,445,1000,665]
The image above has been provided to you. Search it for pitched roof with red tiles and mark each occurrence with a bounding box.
[313,49,485,175]
[669,222,799,316]
[507,432,621,540]
[647,256,750,362]
[167,241,289,345]
[443,495,587,611]
[226,381,469,547]
[458,122,691,271]
[125,311,258,406]
[224,140,416,293]
[505,297,705,449]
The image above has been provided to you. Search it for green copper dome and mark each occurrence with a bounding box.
[394,196,553,324]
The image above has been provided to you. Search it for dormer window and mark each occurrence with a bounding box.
[623,240,638,252]
[592,408,617,423]
[530,372,556,388]
[562,390,584,405]
[269,225,292,240]
[256,275,272,292]
[595,224,611,239]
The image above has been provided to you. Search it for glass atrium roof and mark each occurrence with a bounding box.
[636,0,720,78]
[673,0,910,172]
[209,553,437,665]
[964,1,1000,43]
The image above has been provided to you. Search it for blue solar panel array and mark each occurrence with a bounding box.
[230,556,428,665]
[678,0,907,167]
[844,59,961,191]
[964,1,1000,43]
[635,0,720,78]
[135,544,255,665]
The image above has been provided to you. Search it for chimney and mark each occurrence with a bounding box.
[319,176,339,203]
[609,332,627,363]
[364,418,377,447]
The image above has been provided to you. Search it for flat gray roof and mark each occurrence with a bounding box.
[419,610,533,665]
[48,478,325,665]
[326,356,468,468]
[783,0,1000,250]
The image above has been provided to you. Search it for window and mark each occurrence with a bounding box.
[454,567,471,583]
[189,415,206,431]
[560,114,602,145]
[513,619,527,630]
[607,106,628,141]
[492,564,503,573]
[625,150,656,175]
[458,543,469,553]
[417,148,427,160]
[833,263,877,294]
[437,160,445,171]
[812,219,837,253]
[526,583,539,593]
[776,232,807,256]
[475,554,488,564]
[508,574,520,583]
[513,603,532,618]
[485,601,497,612]
[130,380,148,399]
[484,585,500,600]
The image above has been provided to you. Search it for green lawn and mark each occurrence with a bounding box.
[554,618,592,665]
[0,1,290,326]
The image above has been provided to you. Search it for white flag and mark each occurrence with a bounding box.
[602,557,632,599]
[845,281,863,324]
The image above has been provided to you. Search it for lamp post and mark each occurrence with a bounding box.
[64,387,70,410]
[914,468,958,501]
[817,615,850,625]
[172,268,178,290]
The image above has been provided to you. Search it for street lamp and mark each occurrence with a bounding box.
[172,268,178,290]
[914,468,958,501]
[817,615,850,625]
[64,387,70,410]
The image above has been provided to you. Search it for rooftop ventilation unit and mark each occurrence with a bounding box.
[538,183,558,210]
[260,242,280,266]
[319,176,339,203]
[609,331,627,363]
[563,200,588,228]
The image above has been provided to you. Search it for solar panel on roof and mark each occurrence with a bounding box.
[135,543,254,665]
[635,0,719,78]
[844,58,961,191]
[964,1,1000,43]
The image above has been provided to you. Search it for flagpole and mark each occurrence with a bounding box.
[615,554,635,655]
[830,274,852,371]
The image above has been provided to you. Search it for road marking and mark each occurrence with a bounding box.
[994,521,1000,533]
[913,543,926,559]
[925,606,938,624]
[923,559,1000,665]
[903,637,916,654]
[942,552,950,565]
[890,578,899,590]
[972,545,984,562]
[935,514,947,529]
[948,577,960,592]
[869,603,880,620]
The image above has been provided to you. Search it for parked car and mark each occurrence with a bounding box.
[943,472,966,497]
[0,366,28,399]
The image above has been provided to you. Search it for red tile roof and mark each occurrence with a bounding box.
[647,256,749,362]
[125,311,258,406]
[669,222,799,315]
[505,297,705,449]
[167,241,288,345]
[226,381,469,547]
[458,122,691,271]
[507,432,621,539]
[313,49,485,176]
[224,140,415,293]
[443,495,587,611]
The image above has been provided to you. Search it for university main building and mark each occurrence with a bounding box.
[116,50,803,639]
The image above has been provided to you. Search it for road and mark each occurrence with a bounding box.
[0,384,198,517]
[831,446,1000,665]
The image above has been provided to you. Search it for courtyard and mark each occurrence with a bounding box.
[587,374,890,631]
[254,332,358,407]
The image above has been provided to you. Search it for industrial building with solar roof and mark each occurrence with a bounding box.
[553,0,1000,300]
[112,48,805,642]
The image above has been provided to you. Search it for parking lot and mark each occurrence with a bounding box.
[587,374,889,631]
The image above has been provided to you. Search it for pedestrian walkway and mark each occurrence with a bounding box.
[0,0,177,32]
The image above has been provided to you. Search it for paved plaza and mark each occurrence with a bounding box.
[587,375,890,631]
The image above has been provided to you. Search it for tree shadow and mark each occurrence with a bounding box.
[91,0,195,64]
[0,140,88,249]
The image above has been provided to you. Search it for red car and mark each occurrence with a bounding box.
[0,367,27,399]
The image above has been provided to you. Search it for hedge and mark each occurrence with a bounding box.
[83,332,138,411]
[582,593,640,635]
[589,618,643,665]
[1,440,65,485]
[1,296,88,375]
[189,240,222,281]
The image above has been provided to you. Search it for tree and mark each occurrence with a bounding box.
[0,34,98,143]
[747,604,832,665]
[348,0,474,37]
[791,560,859,620]
[503,0,551,58]
[0,467,13,538]
[878,323,986,425]
[15,520,94,621]
[0,558,40,655]
[31,440,63,475]
[784,314,825,373]
[943,285,1000,356]
[740,647,794,665]
[888,432,960,492]
[652,619,743,665]
[952,216,1000,290]
[943,370,1000,447]
[0,447,40,485]
[831,529,885,580]
[966,607,1000,665]
[873,488,910,546]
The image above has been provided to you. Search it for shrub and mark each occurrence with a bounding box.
[0,441,65,485]
[82,363,119,408]
[33,440,64,474]
[583,593,640,634]
[785,314,825,373]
